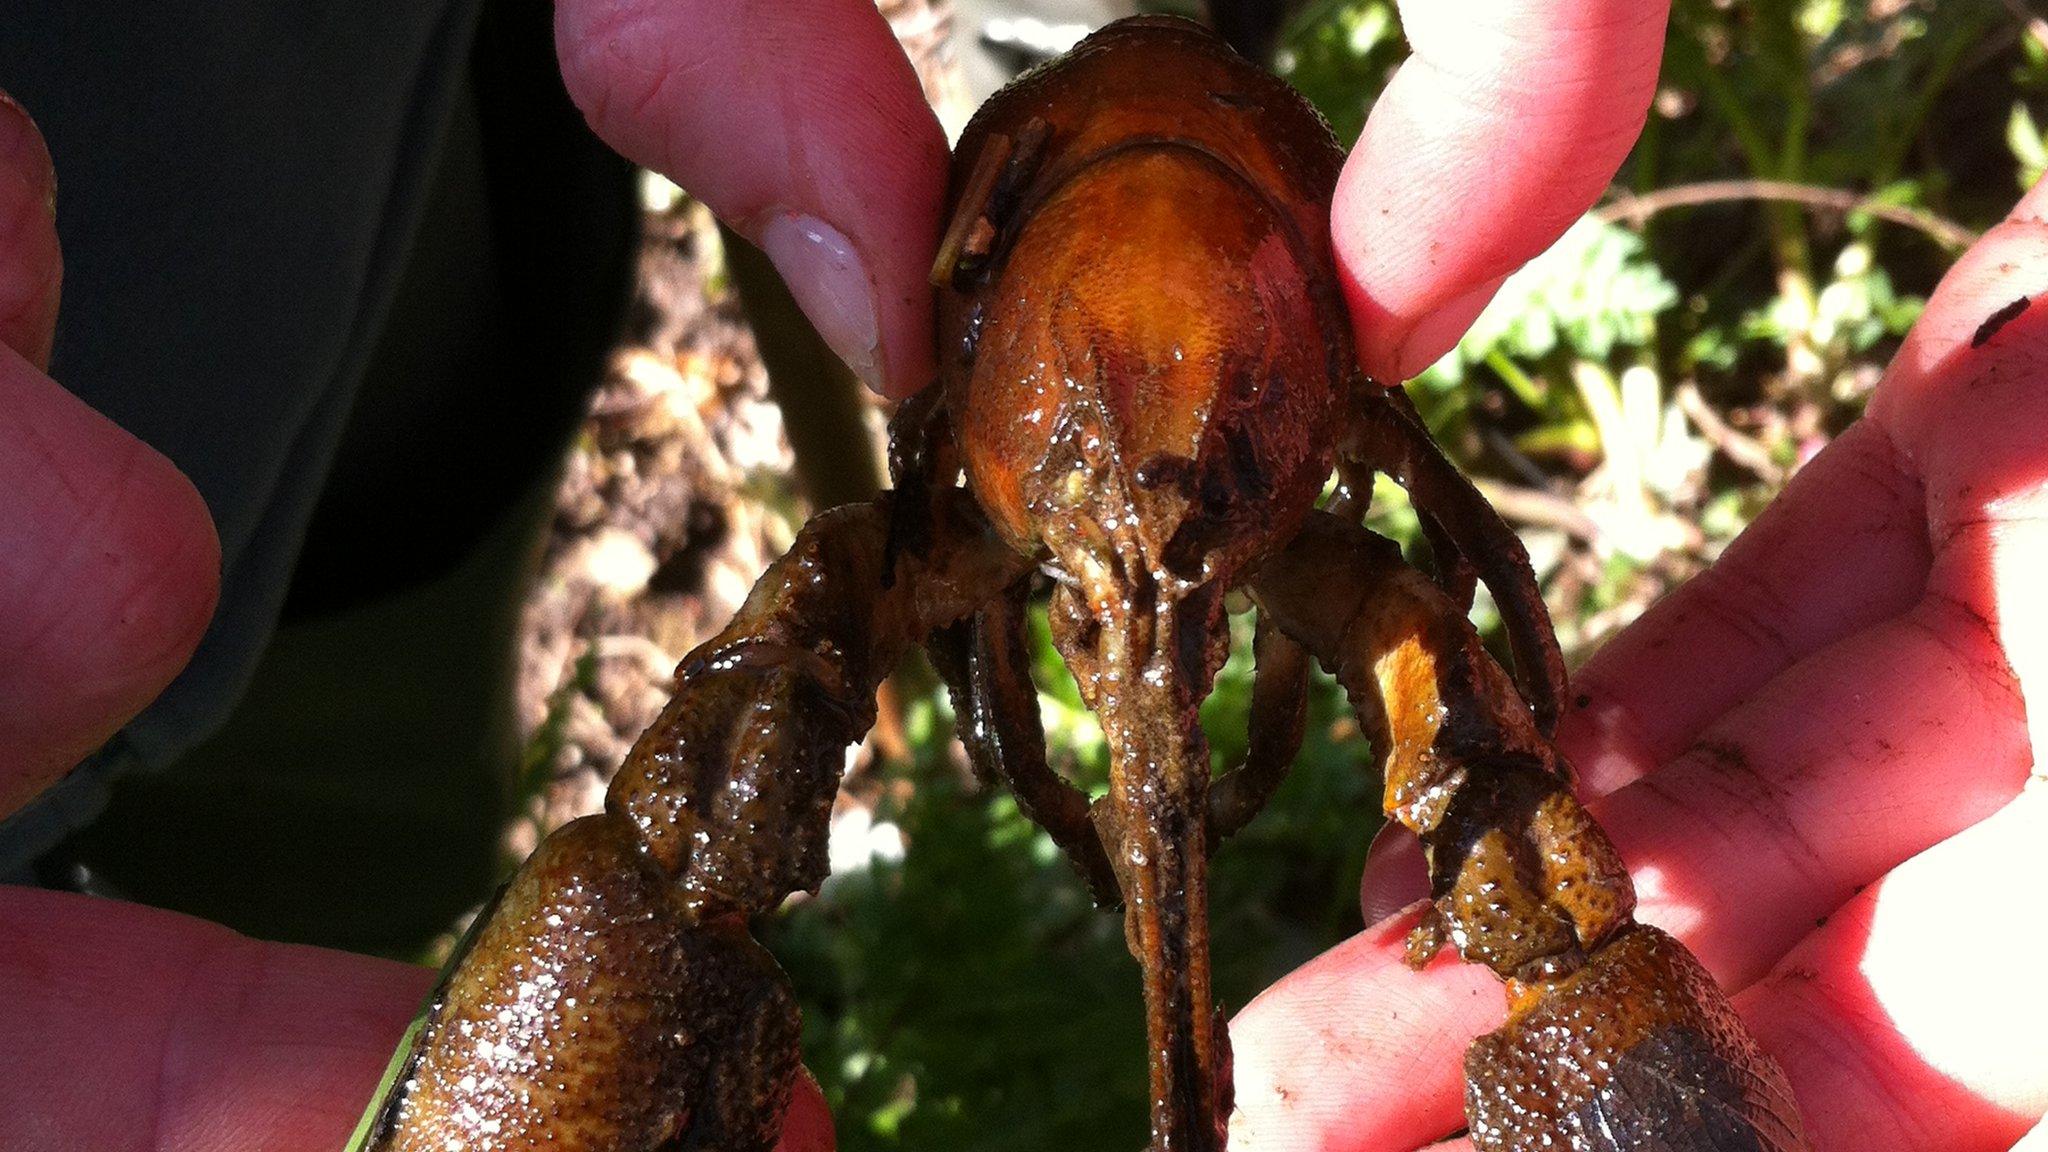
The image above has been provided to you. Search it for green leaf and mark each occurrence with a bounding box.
[2009,102,2048,190]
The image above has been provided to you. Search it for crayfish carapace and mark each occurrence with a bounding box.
[354,16,1812,1152]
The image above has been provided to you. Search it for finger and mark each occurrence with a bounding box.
[1558,175,2048,798]
[0,89,218,812]
[1591,594,2030,990]
[1738,782,2048,1149]
[0,89,60,369]
[554,0,946,397]
[1867,176,2048,759]
[1556,418,1930,796]
[1332,0,1668,381]
[1358,822,1427,926]
[0,349,219,819]
[1264,596,2032,1149]
[1280,787,2048,1152]
[0,886,839,1151]
[776,1069,837,1152]
[1230,906,1500,1152]
[0,885,428,1151]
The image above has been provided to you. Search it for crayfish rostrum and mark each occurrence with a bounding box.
[354,16,1812,1152]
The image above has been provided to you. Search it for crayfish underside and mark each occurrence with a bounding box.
[354,16,1812,1152]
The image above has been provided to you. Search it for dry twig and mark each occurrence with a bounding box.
[1674,382,1786,487]
[1595,179,1979,252]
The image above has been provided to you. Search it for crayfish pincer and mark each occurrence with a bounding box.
[352,15,1811,1152]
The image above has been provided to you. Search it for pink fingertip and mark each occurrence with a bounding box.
[0,87,59,370]
[553,0,946,400]
[0,351,221,817]
[1552,687,1664,797]
[1334,0,1667,381]
[1382,273,1507,381]
[774,1068,836,1152]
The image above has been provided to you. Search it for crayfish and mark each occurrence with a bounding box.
[354,16,1812,1152]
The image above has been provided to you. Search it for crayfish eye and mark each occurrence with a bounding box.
[1132,454,1195,493]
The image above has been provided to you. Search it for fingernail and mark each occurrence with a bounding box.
[0,88,56,218]
[1358,822,1429,926]
[757,212,886,394]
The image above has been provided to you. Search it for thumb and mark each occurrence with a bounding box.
[1333,0,1668,380]
[0,91,219,816]
[554,0,947,398]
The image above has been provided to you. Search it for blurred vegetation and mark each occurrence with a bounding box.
[749,2,2048,1148]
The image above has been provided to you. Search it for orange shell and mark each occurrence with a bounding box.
[937,17,1351,586]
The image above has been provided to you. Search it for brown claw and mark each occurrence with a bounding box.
[1465,925,1811,1152]
[366,816,800,1152]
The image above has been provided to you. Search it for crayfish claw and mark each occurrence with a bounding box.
[1401,905,1451,970]
[366,816,801,1152]
[1464,926,1810,1152]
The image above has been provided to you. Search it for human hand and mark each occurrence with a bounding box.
[1229,135,2048,1152]
[544,0,1666,398]
[0,89,404,1150]
[0,5,941,1144]
[0,90,217,821]
[0,42,848,1147]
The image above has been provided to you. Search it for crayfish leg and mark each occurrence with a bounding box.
[1339,387,1569,735]
[927,576,1122,906]
[1252,511,1557,835]
[1206,615,1311,843]
[1254,511,1810,1150]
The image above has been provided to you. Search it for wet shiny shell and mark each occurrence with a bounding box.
[938,17,1352,587]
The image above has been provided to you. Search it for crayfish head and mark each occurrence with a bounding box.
[952,145,1338,609]
[936,16,1351,614]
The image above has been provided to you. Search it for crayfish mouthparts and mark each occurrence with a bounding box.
[349,15,1813,1152]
